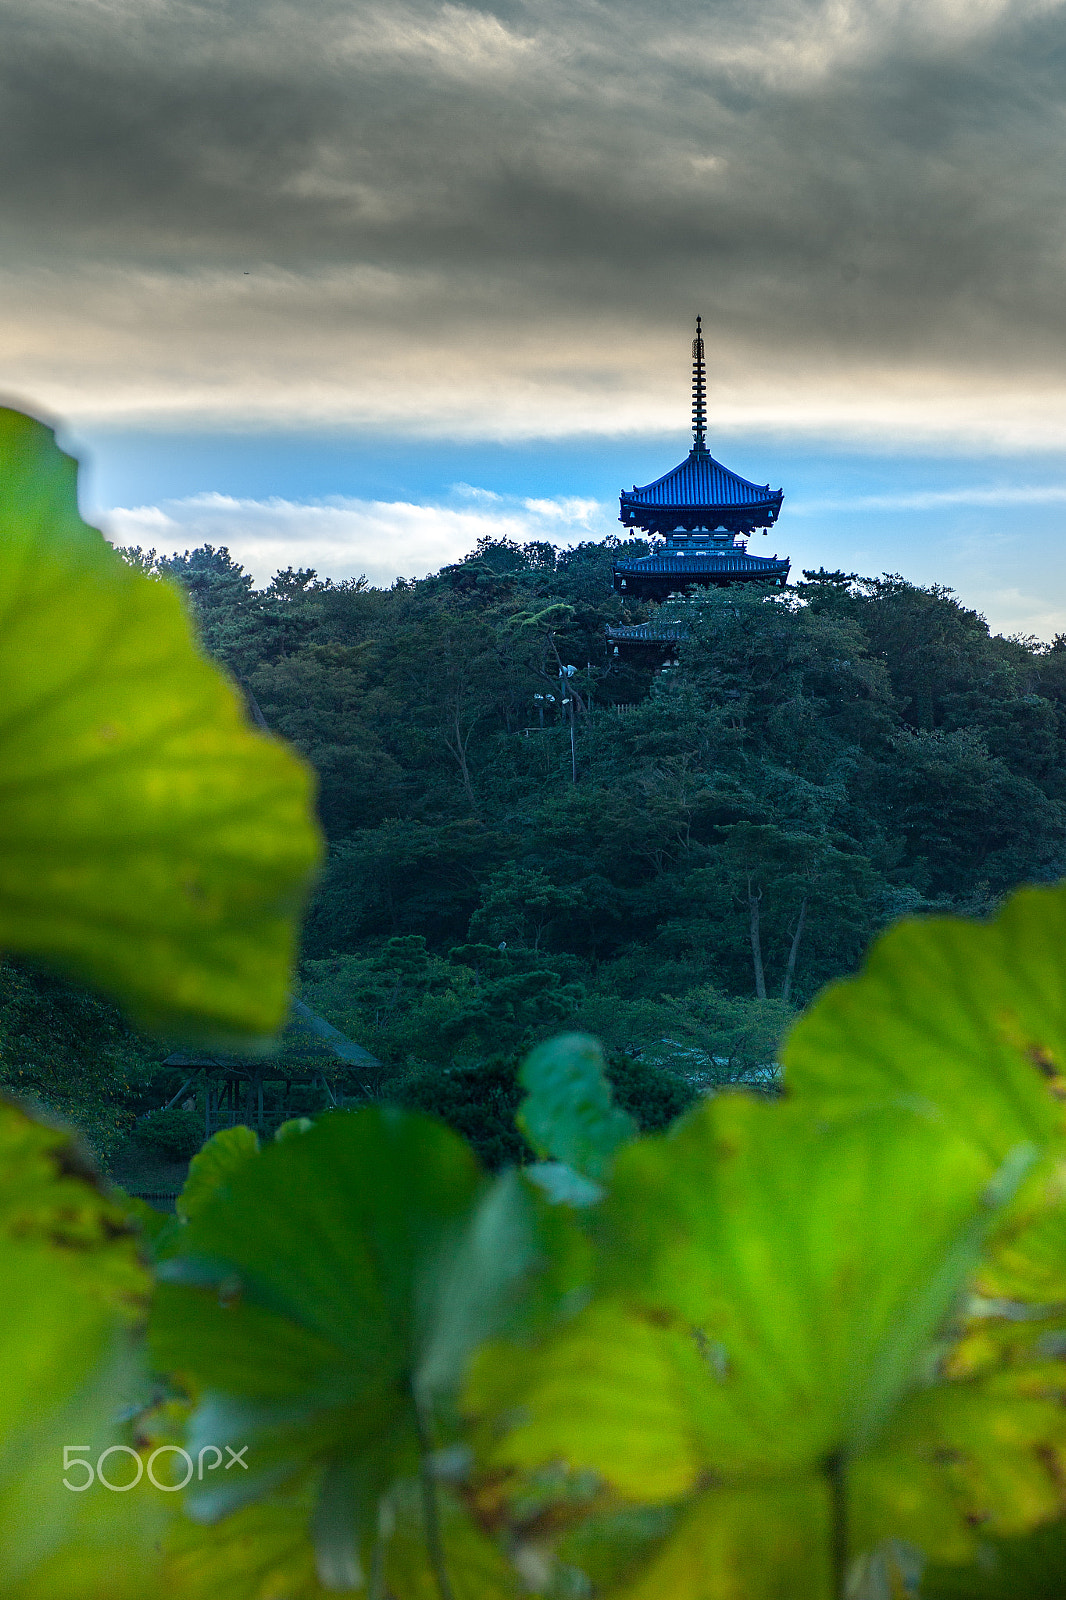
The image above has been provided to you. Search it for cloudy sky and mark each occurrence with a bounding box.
[4,0,1066,632]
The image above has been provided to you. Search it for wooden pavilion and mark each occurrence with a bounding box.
[156,1000,383,1141]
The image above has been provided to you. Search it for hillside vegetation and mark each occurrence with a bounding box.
[8,534,1065,1152]
[147,544,1066,1054]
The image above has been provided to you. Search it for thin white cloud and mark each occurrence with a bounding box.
[955,583,1066,642]
[521,496,603,524]
[661,0,1066,90]
[336,3,540,76]
[100,490,618,587]
[792,483,1066,514]
[98,480,1066,641]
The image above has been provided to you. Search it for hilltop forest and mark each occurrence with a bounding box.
[5,534,1066,1161]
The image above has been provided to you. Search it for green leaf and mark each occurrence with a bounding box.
[151,1108,541,1588]
[974,1183,1066,1306]
[600,1098,1019,1467]
[379,1477,517,1600]
[921,1518,1066,1598]
[525,1160,604,1208]
[518,1033,636,1181]
[312,1456,384,1590]
[467,1300,707,1502]
[417,1168,540,1402]
[0,1101,166,1595]
[276,1116,316,1142]
[475,1095,1037,1589]
[0,1100,147,1311]
[853,1367,1066,1565]
[556,1504,682,1598]
[165,1482,329,1600]
[177,1124,261,1224]
[0,407,322,1042]
[605,1483,833,1600]
[782,885,1066,1165]
[165,1472,518,1600]
[781,885,1066,1397]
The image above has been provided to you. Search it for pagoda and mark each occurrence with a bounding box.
[611,319,789,603]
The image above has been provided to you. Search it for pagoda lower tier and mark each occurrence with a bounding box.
[606,622,685,667]
[612,537,790,601]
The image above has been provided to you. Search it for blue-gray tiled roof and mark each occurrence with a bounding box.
[605,623,687,642]
[614,549,789,578]
[619,446,783,533]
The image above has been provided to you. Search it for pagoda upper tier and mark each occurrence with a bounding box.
[612,318,789,602]
[619,316,783,536]
[619,447,783,537]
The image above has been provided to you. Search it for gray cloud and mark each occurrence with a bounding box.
[3,0,1066,435]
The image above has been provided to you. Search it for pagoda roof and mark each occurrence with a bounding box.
[614,546,789,580]
[620,447,783,535]
[605,623,687,642]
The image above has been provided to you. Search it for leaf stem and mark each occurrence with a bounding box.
[415,1399,456,1600]
[368,1530,386,1600]
[825,1450,848,1600]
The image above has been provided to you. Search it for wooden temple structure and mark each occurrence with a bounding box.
[156,1000,383,1142]
[608,319,789,661]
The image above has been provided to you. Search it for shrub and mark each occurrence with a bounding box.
[134,1107,203,1160]
[386,1056,529,1170]
[386,1049,696,1170]
[605,1049,698,1129]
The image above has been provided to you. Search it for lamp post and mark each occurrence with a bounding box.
[560,664,577,784]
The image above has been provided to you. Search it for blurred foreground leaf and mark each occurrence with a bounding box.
[152,1109,535,1592]
[921,1516,1066,1598]
[0,407,322,1043]
[783,885,1066,1165]
[165,1474,515,1600]
[0,1101,165,1596]
[177,1125,260,1224]
[518,1033,636,1181]
[471,1096,1049,1593]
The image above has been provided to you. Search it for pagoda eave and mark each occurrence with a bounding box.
[619,503,781,537]
[606,622,687,666]
[612,552,790,598]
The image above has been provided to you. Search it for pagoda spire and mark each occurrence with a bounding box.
[691,315,707,453]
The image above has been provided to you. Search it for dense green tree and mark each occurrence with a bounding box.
[467,863,582,951]
[0,960,160,1157]
[85,542,1066,1132]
